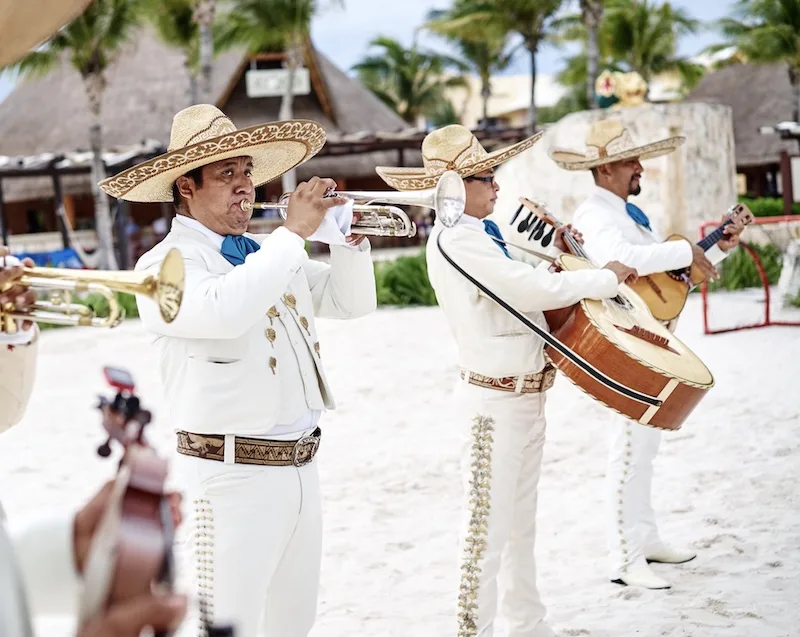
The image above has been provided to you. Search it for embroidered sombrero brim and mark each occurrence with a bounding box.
[0,0,92,67]
[99,119,327,202]
[549,136,685,171]
[376,131,543,191]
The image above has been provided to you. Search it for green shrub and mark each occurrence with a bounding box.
[38,291,139,330]
[374,250,438,306]
[707,243,783,292]
[738,196,800,218]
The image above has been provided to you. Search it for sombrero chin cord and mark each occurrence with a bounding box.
[435,231,661,407]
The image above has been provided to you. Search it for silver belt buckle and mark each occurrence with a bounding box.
[292,434,320,467]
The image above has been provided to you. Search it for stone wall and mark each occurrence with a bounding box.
[491,102,737,260]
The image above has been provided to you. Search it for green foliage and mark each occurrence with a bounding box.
[352,36,469,124]
[374,251,438,306]
[428,99,461,127]
[787,288,800,308]
[711,0,800,68]
[39,292,139,330]
[707,243,784,291]
[144,0,199,70]
[1,0,143,83]
[538,88,589,124]
[556,0,705,99]
[215,0,343,54]
[738,196,800,217]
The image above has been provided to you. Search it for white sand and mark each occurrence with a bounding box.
[2,288,798,637]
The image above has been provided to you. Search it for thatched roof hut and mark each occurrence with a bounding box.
[686,62,799,198]
[686,62,797,168]
[0,27,415,204]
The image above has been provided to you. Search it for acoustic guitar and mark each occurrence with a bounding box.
[489,198,716,431]
[625,203,754,321]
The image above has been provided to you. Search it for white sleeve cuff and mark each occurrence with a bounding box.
[705,243,728,267]
[0,326,37,346]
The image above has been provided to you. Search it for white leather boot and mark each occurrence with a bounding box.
[611,565,671,589]
[645,545,697,564]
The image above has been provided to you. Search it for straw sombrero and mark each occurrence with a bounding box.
[549,119,685,171]
[99,104,326,202]
[0,0,92,67]
[376,124,542,191]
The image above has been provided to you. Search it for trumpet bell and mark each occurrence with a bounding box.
[241,170,467,237]
[0,248,185,331]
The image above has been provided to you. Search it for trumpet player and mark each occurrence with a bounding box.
[376,125,638,637]
[99,104,377,637]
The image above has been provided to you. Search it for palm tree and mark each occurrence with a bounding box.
[145,0,199,104]
[352,35,469,126]
[215,0,344,192]
[425,0,567,135]
[557,0,704,102]
[713,0,800,121]
[579,0,605,108]
[192,0,217,103]
[426,10,515,128]
[1,0,143,269]
[602,0,703,86]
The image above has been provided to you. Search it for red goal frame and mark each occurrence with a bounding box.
[699,215,800,335]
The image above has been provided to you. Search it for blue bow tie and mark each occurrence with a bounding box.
[221,234,261,266]
[482,219,511,259]
[626,202,652,232]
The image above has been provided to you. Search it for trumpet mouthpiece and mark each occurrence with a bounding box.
[239,200,253,212]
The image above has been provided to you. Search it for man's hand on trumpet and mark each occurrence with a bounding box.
[345,212,367,247]
[0,246,36,331]
[283,176,349,240]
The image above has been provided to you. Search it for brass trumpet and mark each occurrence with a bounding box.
[240,170,467,237]
[0,248,185,331]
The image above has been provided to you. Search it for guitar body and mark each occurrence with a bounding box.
[626,235,703,321]
[544,254,714,430]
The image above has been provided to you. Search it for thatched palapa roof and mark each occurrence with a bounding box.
[0,28,414,202]
[686,62,797,168]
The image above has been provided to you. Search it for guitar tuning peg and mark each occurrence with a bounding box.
[97,438,112,458]
[206,623,235,637]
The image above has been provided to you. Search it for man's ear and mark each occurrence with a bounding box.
[176,175,194,201]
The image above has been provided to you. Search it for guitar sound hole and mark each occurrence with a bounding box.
[609,295,633,310]
[667,268,689,282]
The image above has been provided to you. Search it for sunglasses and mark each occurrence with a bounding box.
[465,175,496,184]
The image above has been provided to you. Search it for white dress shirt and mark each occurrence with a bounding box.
[573,186,727,276]
[425,212,620,377]
[174,215,321,437]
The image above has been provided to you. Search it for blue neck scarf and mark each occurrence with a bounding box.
[626,202,652,232]
[221,234,261,266]
[482,219,511,259]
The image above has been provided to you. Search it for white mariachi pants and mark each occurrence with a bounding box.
[453,379,554,637]
[174,446,322,637]
[606,416,663,579]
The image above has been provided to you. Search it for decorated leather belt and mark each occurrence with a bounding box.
[460,364,557,394]
[176,427,321,467]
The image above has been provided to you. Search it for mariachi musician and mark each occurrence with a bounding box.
[98,103,377,637]
[549,119,745,590]
[375,124,638,637]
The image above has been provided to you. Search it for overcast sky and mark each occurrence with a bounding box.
[0,0,736,104]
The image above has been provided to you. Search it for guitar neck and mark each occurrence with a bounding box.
[697,218,732,251]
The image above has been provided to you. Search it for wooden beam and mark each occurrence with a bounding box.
[780,150,793,215]
[51,172,69,249]
[0,179,7,246]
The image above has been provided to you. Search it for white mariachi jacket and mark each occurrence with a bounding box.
[0,331,81,637]
[426,215,620,378]
[134,218,377,436]
[572,186,728,276]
